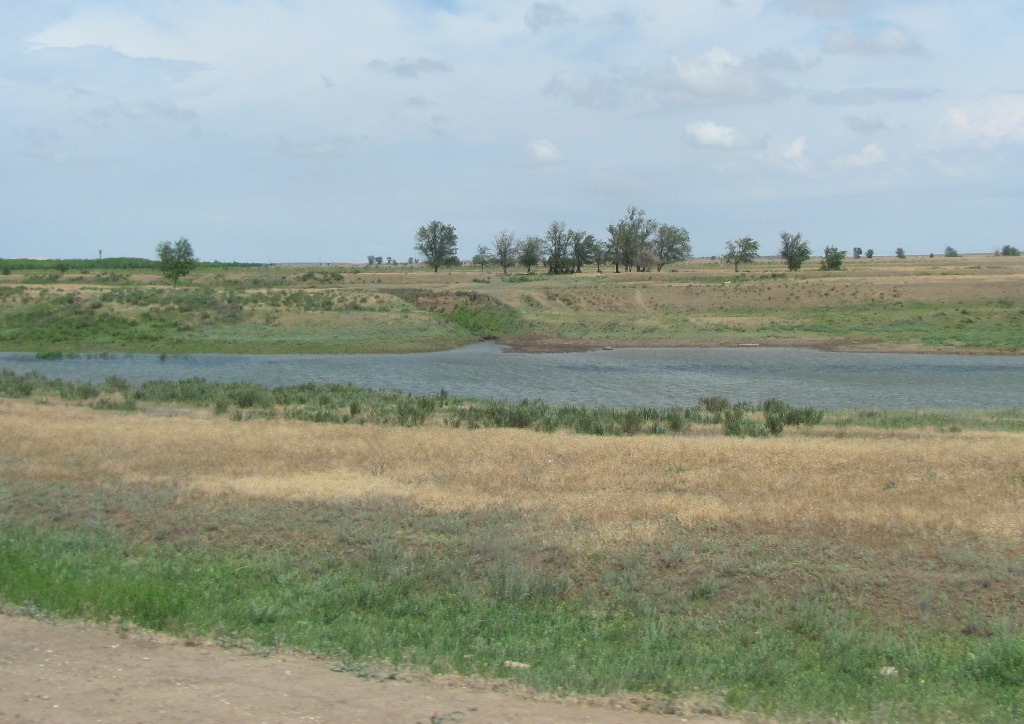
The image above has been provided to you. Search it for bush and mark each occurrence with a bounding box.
[761,398,825,427]
[820,246,847,271]
[722,404,767,437]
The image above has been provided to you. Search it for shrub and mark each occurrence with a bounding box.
[820,246,846,271]
[723,404,767,437]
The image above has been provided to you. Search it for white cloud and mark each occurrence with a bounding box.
[685,121,763,150]
[945,94,1024,144]
[760,136,811,171]
[830,143,887,168]
[781,136,810,168]
[525,140,564,165]
[823,26,922,55]
[671,47,789,103]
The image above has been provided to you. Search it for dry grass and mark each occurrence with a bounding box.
[4,399,1021,549]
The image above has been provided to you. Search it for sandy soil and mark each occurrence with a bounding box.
[0,614,741,724]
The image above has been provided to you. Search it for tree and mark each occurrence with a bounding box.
[652,224,691,271]
[1001,245,1021,256]
[414,221,459,272]
[568,229,597,273]
[778,231,811,271]
[607,206,657,272]
[944,246,959,257]
[471,244,492,272]
[820,245,846,271]
[517,236,543,273]
[723,236,759,272]
[156,237,197,287]
[896,247,906,259]
[493,231,518,274]
[592,239,608,273]
[865,249,874,259]
[852,247,863,259]
[544,221,574,274]
[635,248,658,272]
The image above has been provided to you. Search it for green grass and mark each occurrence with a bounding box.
[5,370,1024,435]
[3,261,1023,353]
[0,286,476,354]
[1,479,1021,722]
[0,371,835,436]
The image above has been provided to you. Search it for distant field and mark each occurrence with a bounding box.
[1,253,1022,354]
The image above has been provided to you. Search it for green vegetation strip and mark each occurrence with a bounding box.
[1,480,1022,722]
[1,370,842,437]
[4,369,1024,434]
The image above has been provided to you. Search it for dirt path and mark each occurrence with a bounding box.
[0,614,741,723]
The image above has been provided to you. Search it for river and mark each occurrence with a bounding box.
[3,343,1023,409]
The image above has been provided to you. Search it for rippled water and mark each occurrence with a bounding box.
[4,343,1023,409]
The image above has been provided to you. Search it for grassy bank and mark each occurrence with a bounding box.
[5,369,1024,435]
[2,254,1022,354]
[2,397,1023,721]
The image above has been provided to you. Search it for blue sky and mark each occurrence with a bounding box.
[2,0,1022,263]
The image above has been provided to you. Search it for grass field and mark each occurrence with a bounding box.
[1,253,1022,354]
[2,392,1023,721]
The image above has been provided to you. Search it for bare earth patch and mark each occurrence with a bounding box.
[0,614,737,723]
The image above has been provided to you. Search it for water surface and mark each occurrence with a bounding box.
[4,344,1022,409]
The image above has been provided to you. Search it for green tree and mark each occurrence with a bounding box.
[865,249,874,259]
[156,237,197,287]
[414,221,459,272]
[517,236,543,273]
[820,245,846,271]
[852,246,863,259]
[544,221,574,274]
[778,231,811,271]
[493,231,518,274]
[1001,245,1021,256]
[896,247,907,259]
[724,236,759,272]
[607,206,657,273]
[471,244,492,272]
[592,239,608,274]
[569,229,597,273]
[652,224,691,271]
[944,246,959,257]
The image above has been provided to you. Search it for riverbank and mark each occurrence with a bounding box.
[1,254,1022,356]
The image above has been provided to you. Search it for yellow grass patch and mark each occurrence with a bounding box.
[3,400,1022,548]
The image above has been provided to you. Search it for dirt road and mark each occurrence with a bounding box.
[0,614,740,723]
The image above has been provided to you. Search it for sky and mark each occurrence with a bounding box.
[2,0,1022,263]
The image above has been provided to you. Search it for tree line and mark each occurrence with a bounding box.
[416,206,692,275]
[413,207,884,275]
